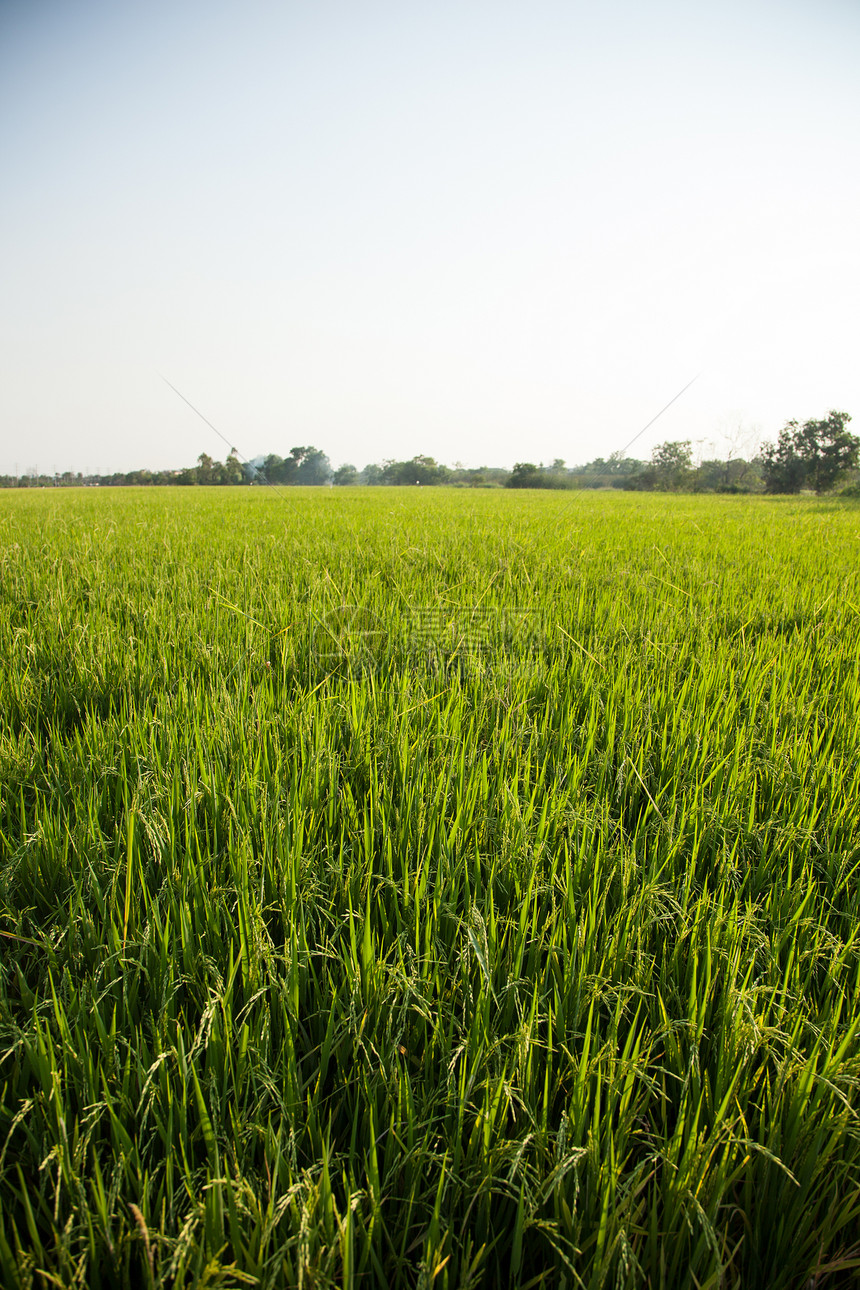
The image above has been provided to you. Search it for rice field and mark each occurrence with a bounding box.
[1,485,860,1289]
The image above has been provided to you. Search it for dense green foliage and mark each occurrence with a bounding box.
[261,449,333,488]
[2,487,860,1288]
[760,412,859,495]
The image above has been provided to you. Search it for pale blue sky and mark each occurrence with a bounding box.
[2,0,858,474]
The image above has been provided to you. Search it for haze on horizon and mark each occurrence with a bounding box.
[2,0,858,477]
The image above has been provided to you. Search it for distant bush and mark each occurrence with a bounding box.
[506,462,575,489]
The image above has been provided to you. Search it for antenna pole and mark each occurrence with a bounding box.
[613,373,701,459]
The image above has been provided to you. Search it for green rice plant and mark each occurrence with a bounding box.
[1,487,859,1287]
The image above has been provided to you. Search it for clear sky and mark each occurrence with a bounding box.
[2,0,858,475]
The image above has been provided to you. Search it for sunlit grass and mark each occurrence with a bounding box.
[1,486,859,1287]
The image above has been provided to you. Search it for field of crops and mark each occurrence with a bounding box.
[1,486,860,1288]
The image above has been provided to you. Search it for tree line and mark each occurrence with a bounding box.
[2,411,856,495]
[507,412,858,495]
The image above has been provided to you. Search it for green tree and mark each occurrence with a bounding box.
[262,447,331,485]
[261,453,285,483]
[651,440,692,490]
[196,452,214,483]
[380,455,449,486]
[292,446,332,485]
[760,411,857,494]
[506,462,545,489]
[693,457,763,493]
[333,464,359,485]
[221,449,244,485]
